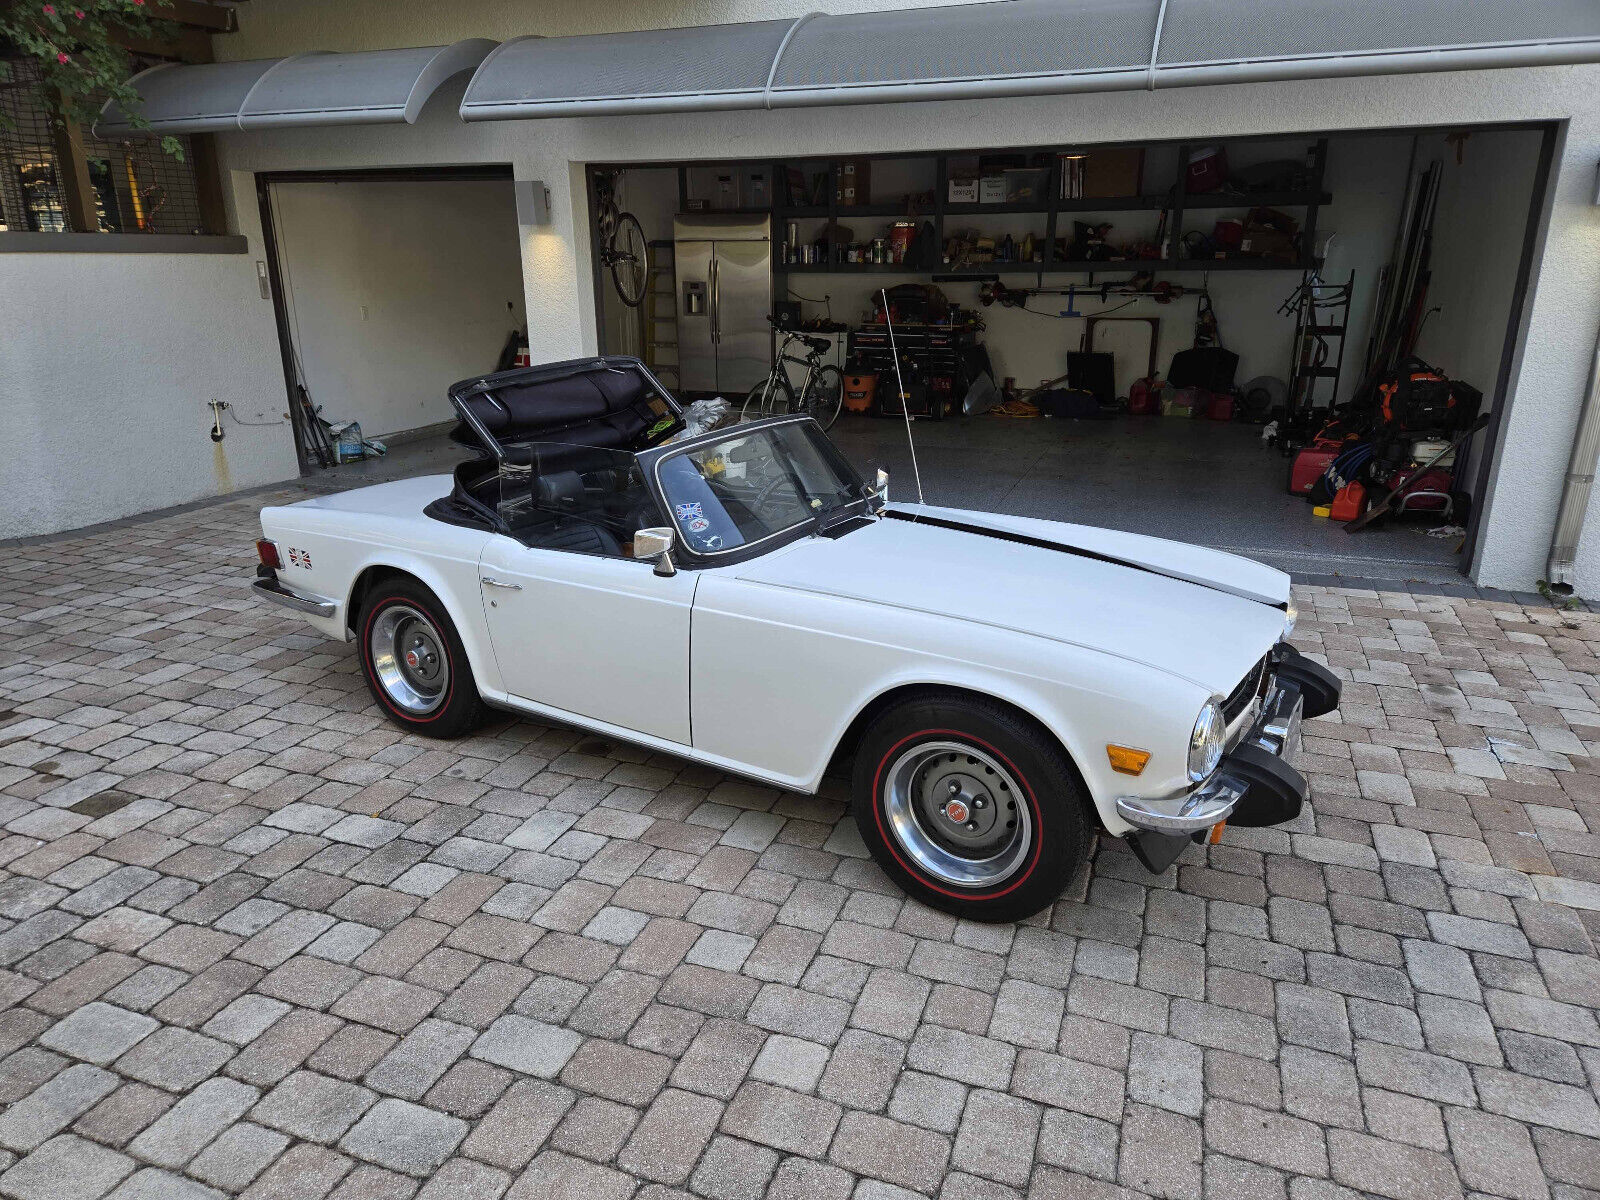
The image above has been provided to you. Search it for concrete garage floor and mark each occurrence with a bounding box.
[827,415,1466,585]
[319,417,1467,586]
[0,490,1597,1198]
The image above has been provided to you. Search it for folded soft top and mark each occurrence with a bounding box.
[447,355,683,458]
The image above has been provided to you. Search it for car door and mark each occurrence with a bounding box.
[477,534,696,744]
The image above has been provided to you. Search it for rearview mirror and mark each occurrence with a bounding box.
[868,467,889,511]
[634,526,677,577]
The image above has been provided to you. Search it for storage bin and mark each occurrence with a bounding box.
[978,176,1008,204]
[1004,169,1048,204]
[1159,386,1203,417]
[1186,146,1229,193]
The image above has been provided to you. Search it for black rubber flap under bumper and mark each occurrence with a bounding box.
[1126,743,1309,873]
[1274,642,1341,719]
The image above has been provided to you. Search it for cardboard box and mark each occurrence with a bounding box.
[979,176,1008,204]
[743,168,771,209]
[948,176,979,204]
[836,160,872,207]
[1239,229,1297,262]
[1083,147,1145,198]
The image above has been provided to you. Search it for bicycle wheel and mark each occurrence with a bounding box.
[801,365,844,430]
[609,213,649,308]
[743,376,795,421]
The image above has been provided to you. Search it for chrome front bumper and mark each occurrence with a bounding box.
[251,574,336,618]
[1115,677,1306,835]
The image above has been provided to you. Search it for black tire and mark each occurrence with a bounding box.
[743,376,795,421]
[357,577,488,739]
[802,365,844,430]
[851,692,1092,922]
[609,213,649,308]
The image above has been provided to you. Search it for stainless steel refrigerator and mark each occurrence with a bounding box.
[673,214,771,395]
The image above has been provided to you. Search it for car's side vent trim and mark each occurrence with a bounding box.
[882,509,1287,611]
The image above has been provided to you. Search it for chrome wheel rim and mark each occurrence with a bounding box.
[369,604,449,715]
[882,740,1032,888]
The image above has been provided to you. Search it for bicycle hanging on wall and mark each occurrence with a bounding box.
[593,170,649,309]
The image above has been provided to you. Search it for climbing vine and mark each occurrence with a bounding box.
[0,0,182,157]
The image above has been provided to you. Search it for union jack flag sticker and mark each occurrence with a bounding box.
[288,548,312,569]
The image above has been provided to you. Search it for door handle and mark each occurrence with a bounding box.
[710,256,720,344]
[481,576,523,590]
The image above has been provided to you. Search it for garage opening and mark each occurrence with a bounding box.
[258,166,526,478]
[588,123,1553,584]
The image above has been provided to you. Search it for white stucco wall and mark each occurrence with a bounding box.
[269,177,526,439]
[0,248,296,540]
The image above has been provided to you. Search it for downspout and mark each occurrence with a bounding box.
[1546,322,1600,592]
[1146,0,1170,89]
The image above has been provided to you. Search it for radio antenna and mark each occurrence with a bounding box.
[880,288,925,505]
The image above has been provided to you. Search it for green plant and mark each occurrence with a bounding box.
[1536,579,1581,611]
[0,0,182,158]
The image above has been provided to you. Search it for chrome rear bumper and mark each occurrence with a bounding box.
[1116,676,1306,836]
[251,575,336,618]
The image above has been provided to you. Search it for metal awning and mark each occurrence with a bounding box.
[95,39,496,136]
[458,0,1600,120]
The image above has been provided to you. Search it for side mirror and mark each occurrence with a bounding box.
[633,526,677,577]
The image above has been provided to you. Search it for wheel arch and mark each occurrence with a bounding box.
[827,681,1100,826]
[347,564,410,635]
[343,558,500,695]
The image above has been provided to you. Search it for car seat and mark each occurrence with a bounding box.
[518,470,623,556]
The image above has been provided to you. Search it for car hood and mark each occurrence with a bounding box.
[733,504,1290,695]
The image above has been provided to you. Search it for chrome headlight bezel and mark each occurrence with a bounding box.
[1188,699,1227,784]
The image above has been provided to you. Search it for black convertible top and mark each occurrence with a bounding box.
[446,356,683,459]
[428,356,684,534]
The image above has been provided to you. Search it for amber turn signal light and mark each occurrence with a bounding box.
[1106,745,1151,776]
[256,539,282,570]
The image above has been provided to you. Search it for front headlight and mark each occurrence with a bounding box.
[1188,700,1226,783]
[1282,599,1298,638]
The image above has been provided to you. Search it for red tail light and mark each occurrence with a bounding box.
[256,539,282,570]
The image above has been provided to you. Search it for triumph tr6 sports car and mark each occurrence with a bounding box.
[252,356,1340,921]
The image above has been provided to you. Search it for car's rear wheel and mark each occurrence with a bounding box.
[357,578,487,738]
[851,692,1092,922]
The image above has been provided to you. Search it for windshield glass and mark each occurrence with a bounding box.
[656,420,862,555]
[495,440,661,559]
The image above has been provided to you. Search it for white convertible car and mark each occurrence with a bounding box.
[253,357,1338,920]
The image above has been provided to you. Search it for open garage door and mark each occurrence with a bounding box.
[586,123,1553,585]
[259,167,526,471]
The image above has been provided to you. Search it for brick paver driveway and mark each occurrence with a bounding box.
[1,487,1598,1200]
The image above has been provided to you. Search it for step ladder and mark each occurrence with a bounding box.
[1284,269,1354,420]
[643,239,679,389]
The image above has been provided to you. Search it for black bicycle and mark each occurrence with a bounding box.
[742,319,844,430]
[594,170,648,308]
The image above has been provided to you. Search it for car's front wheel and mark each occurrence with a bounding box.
[357,577,487,738]
[851,692,1092,922]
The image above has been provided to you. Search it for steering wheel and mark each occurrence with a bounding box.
[749,475,792,517]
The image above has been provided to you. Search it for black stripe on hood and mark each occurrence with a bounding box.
[883,509,1284,610]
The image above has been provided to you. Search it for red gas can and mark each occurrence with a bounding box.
[1329,482,1366,522]
[1128,377,1159,415]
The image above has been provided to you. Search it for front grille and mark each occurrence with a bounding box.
[1221,656,1268,723]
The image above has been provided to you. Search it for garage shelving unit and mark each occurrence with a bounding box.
[671,138,1331,281]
